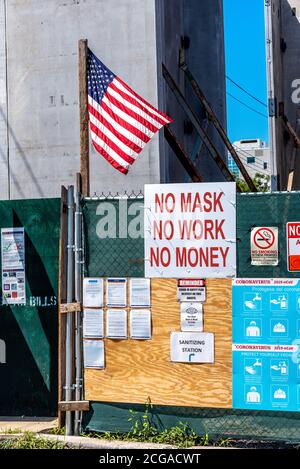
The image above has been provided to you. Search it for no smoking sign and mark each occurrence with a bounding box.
[251,227,278,266]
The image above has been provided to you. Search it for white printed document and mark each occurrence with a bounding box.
[130,278,151,307]
[106,309,127,339]
[130,309,151,339]
[106,278,127,307]
[180,303,203,332]
[83,309,104,338]
[83,340,105,369]
[83,278,104,307]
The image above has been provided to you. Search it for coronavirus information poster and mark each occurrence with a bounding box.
[1,227,26,305]
[232,279,300,411]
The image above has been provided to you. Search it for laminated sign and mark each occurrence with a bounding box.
[1,227,26,305]
[232,278,300,412]
[177,279,206,302]
[144,183,236,278]
[250,227,278,266]
[170,332,214,363]
[286,222,300,272]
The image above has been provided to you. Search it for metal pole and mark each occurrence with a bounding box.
[65,185,74,436]
[264,0,279,191]
[74,175,83,435]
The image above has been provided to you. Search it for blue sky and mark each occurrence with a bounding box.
[223,0,269,144]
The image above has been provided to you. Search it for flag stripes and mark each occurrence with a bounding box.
[87,49,172,174]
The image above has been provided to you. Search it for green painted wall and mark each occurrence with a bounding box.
[0,198,60,416]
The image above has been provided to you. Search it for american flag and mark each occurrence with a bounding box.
[87,49,172,174]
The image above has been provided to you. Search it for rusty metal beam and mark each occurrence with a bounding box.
[179,62,257,192]
[162,63,238,187]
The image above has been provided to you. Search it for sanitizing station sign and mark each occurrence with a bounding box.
[170,332,214,363]
[144,183,236,278]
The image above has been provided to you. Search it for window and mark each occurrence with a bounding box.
[264,162,268,170]
[247,157,255,164]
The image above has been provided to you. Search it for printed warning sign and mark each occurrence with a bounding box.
[177,279,206,302]
[287,222,300,271]
[250,227,278,266]
[144,182,236,278]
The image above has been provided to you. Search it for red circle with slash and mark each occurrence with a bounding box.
[253,228,275,250]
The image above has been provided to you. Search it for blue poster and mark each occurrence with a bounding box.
[232,279,300,411]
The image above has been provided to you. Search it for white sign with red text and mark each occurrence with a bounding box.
[250,226,278,266]
[144,183,236,278]
[287,222,300,272]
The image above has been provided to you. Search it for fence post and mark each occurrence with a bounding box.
[58,186,68,429]
[65,185,75,435]
[74,174,83,435]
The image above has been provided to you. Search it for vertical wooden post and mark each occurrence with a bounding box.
[78,39,90,197]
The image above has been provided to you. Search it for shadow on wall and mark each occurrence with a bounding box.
[0,105,45,198]
[0,204,58,416]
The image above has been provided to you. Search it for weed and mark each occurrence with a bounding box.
[0,432,68,449]
[199,433,210,446]
[49,426,65,436]
[217,437,233,447]
[79,400,212,448]
[0,427,23,434]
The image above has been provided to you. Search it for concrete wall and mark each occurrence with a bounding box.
[0,1,8,199]
[0,0,226,199]
[1,0,160,198]
[266,0,300,189]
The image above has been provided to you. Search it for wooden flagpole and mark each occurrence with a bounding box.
[78,39,90,197]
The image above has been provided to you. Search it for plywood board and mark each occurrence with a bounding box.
[84,278,232,408]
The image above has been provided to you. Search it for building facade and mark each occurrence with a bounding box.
[228,139,271,181]
[0,0,226,199]
[265,0,300,190]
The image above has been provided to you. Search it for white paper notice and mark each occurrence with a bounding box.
[180,303,203,332]
[83,340,105,369]
[106,309,127,339]
[130,278,151,307]
[170,332,214,363]
[106,278,127,307]
[83,278,104,307]
[130,309,151,339]
[1,227,26,305]
[83,309,104,338]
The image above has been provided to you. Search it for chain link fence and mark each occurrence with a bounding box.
[82,191,144,278]
[81,191,300,443]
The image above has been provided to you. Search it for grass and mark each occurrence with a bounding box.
[0,432,68,449]
[0,428,23,434]
[81,398,208,448]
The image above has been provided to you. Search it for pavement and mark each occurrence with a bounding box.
[0,416,58,434]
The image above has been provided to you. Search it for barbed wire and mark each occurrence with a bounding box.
[83,190,144,200]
